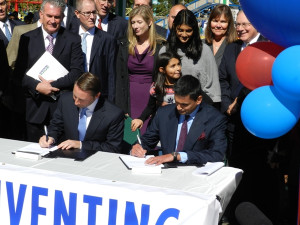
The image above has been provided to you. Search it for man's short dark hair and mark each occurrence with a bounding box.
[75,72,101,97]
[174,75,202,101]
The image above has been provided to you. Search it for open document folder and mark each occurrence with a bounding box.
[26,51,69,81]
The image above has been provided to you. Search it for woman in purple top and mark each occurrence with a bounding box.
[115,5,165,134]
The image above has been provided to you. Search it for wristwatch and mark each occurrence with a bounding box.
[172,152,178,162]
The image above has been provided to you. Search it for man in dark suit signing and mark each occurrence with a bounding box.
[14,0,84,142]
[39,73,124,152]
[131,75,227,165]
[74,0,116,102]
[0,0,24,47]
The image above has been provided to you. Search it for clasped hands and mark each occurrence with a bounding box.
[39,135,80,150]
[36,75,59,96]
[131,144,174,165]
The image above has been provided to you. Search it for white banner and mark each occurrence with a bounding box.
[0,164,221,225]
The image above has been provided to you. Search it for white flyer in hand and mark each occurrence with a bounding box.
[26,51,69,81]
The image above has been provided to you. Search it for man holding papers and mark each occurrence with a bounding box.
[14,0,83,142]
[131,75,227,165]
[39,73,124,152]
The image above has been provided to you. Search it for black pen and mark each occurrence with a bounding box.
[44,125,48,142]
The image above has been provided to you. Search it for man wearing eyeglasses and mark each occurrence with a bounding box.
[0,0,24,47]
[219,10,278,224]
[74,0,116,102]
[93,0,127,40]
[14,0,84,142]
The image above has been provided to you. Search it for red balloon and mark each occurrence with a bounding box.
[236,42,285,90]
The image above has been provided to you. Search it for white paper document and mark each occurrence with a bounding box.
[13,143,58,160]
[26,51,69,81]
[119,155,163,174]
[192,162,224,176]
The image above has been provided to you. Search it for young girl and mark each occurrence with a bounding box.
[131,52,182,132]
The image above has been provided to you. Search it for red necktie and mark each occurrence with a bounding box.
[97,18,102,30]
[176,115,189,152]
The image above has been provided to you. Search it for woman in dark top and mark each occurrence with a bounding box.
[204,4,237,67]
[131,52,182,132]
[115,5,165,134]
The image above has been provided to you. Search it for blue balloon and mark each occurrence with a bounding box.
[240,0,300,48]
[272,45,300,101]
[241,85,300,139]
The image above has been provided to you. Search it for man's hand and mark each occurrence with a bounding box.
[226,97,238,115]
[36,75,59,96]
[131,144,147,158]
[39,135,55,148]
[58,140,80,150]
[145,154,174,165]
[131,119,143,132]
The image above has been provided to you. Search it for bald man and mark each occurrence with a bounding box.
[168,4,186,30]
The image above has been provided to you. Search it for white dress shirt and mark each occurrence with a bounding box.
[96,14,108,32]
[41,26,58,49]
[0,19,12,36]
[79,26,95,71]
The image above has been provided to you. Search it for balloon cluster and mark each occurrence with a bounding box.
[237,0,300,139]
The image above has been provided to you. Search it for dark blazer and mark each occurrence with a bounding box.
[67,25,117,101]
[107,13,128,41]
[88,28,117,102]
[141,103,227,165]
[219,35,267,113]
[48,92,124,152]
[0,39,9,93]
[155,24,167,38]
[115,37,164,114]
[14,26,84,124]
[0,19,24,47]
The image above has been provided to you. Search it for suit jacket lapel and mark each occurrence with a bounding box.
[85,97,105,140]
[167,108,180,152]
[71,105,80,139]
[33,27,47,59]
[0,29,8,45]
[107,13,115,36]
[90,28,101,66]
[52,28,66,58]
[184,104,207,150]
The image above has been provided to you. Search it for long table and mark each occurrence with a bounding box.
[0,138,242,225]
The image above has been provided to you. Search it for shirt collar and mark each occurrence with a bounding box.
[79,26,95,36]
[97,14,109,24]
[179,104,200,121]
[0,18,9,27]
[41,25,58,39]
[85,97,99,113]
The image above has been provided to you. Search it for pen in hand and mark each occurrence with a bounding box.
[137,134,142,145]
[136,134,146,158]
[44,125,48,142]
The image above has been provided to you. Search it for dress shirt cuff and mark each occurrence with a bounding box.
[80,141,82,149]
[178,152,187,163]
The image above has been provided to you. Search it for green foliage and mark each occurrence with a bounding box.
[230,0,240,4]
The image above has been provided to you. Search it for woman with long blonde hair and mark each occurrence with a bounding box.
[115,5,165,134]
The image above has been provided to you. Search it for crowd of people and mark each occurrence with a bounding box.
[0,0,298,224]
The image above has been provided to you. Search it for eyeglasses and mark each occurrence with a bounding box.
[0,1,7,6]
[98,0,114,5]
[78,10,98,18]
[235,22,251,28]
